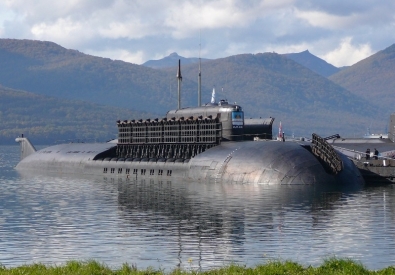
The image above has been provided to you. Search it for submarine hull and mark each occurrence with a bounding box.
[15,139,364,186]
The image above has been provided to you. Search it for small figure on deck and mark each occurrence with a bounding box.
[282,132,285,142]
[366,148,370,160]
[374,148,379,160]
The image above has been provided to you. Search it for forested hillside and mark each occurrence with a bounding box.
[0,39,199,113]
[329,44,395,113]
[0,38,390,138]
[173,53,386,136]
[0,85,155,144]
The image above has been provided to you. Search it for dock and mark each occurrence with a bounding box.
[351,158,395,184]
[330,143,395,184]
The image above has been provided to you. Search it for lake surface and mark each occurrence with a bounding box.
[1,145,395,271]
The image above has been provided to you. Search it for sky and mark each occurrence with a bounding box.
[1,0,395,67]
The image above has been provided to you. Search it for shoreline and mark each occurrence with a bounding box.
[1,258,395,274]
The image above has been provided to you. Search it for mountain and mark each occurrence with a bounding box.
[0,38,387,138]
[142,52,210,69]
[329,44,395,114]
[0,85,155,144]
[284,50,340,77]
[145,50,340,77]
[0,39,198,114]
[166,53,385,136]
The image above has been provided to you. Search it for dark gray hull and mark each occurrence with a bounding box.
[15,138,364,186]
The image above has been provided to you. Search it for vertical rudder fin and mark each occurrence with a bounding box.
[15,135,37,160]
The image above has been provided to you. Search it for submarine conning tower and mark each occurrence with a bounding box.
[166,99,244,142]
[115,101,273,160]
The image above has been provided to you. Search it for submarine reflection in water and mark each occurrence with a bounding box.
[117,178,359,230]
[115,178,360,268]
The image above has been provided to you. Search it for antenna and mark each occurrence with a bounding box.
[177,59,182,109]
[198,29,202,107]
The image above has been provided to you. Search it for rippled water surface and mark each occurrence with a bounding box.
[1,145,395,270]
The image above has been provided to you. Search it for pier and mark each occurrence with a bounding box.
[331,144,395,184]
[351,158,395,184]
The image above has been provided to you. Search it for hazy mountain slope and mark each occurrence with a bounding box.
[142,52,209,69]
[329,44,395,112]
[284,50,340,77]
[178,53,386,136]
[0,39,389,137]
[0,39,196,114]
[0,85,155,144]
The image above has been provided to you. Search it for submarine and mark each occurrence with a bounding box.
[15,60,364,186]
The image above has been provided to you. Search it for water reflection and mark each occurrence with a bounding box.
[115,178,364,269]
[1,145,395,270]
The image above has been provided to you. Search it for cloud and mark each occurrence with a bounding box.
[87,48,146,64]
[321,37,373,67]
[1,0,395,66]
[294,9,362,30]
[30,18,92,46]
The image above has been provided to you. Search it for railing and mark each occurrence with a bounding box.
[311,133,343,174]
[324,134,340,140]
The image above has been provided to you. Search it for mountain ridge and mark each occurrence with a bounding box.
[142,49,341,78]
[329,43,395,113]
[142,52,210,69]
[0,38,390,140]
[283,50,340,77]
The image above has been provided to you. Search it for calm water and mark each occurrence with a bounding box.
[1,145,395,271]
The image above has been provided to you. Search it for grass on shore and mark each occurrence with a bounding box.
[1,258,395,275]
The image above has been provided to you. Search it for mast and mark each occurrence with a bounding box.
[177,59,182,109]
[198,32,202,106]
